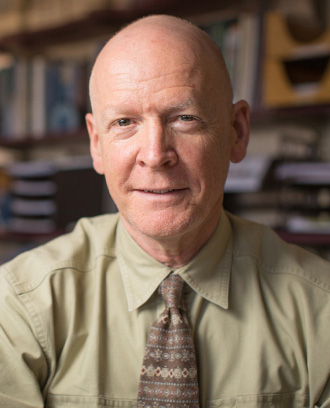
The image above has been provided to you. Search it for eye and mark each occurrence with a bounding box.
[180,115,195,121]
[117,118,131,126]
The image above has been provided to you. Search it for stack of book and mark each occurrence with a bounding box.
[200,13,261,108]
[275,161,330,234]
[0,55,90,141]
[7,160,57,234]
[6,155,106,234]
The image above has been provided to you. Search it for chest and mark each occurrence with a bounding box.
[44,288,309,407]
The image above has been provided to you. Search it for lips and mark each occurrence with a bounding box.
[143,189,176,194]
[133,188,189,207]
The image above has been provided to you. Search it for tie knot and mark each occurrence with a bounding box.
[159,274,184,309]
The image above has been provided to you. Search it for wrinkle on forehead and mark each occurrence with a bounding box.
[106,59,194,80]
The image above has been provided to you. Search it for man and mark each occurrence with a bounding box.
[0,15,329,408]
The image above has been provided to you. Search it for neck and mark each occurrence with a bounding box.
[121,211,221,269]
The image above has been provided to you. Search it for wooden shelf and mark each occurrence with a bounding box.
[251,103,330,123]
[0,127,89,150]
[0,0,262,52]
[0,6,167,51]
[276,229,330,246]
[0,229,64,242]
[0,229,66,264]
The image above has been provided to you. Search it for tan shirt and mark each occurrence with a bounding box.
[0,210,329,408]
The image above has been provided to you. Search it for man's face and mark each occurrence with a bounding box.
[87,33,245,243]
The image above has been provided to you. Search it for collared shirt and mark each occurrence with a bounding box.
[0,210,329,408]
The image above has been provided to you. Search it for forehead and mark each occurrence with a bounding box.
[101,63,198,94]
[98,71,204,121]
[93,52,212,115]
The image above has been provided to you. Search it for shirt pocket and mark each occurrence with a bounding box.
[46,394,137,407]
[206,392,309,407]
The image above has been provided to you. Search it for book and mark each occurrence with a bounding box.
[5,155,106,234]
[275,161,330,184]
[29,57,47,138]
[234,13,261,106]
[225,155,272,193]
[200,13,261,107]
[0,58,15,139]
[10,198,56,217]
[286,215,330,234]
[12,59,28,140]
[0,53,90,141]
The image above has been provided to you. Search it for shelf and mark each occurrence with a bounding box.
[0,229,64,242]
[276,229,330,246]
[0,0,261,52]
[0,229,66,264]
[0,127,89,150]
[251,103,330,123]
[0,6,172,51]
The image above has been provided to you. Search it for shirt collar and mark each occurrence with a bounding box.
[117,210,232,312]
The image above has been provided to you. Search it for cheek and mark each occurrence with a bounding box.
[200,142,231,198]
[201,135,230,173]
[100,140,131,177]
[98,149,122,199]
[100,142,138,205]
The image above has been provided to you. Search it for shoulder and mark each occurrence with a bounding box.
[0,213,121,293]
[226,211,330,293]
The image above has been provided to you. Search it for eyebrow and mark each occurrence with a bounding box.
[99,106,133,123]
[163,97,197,114]
[100,96,198,122]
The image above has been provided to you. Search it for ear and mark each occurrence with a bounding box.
[230,100,250,164]
[85,113,105,175]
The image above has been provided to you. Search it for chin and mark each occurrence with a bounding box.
[126,212,195,240]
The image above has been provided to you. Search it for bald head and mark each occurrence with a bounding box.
[89,15,233,111]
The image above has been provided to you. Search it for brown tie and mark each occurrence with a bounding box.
[137,273,200,407]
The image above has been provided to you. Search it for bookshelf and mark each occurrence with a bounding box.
[1,0,330,263]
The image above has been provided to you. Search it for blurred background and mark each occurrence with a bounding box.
[1,0,330,262]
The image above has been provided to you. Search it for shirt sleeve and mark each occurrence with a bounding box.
[317,376,330,408]
[0,271,47,407]
[308,289,330,408]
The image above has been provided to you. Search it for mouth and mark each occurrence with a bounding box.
[143,189,177,194]
[134,188,189,205]
[135,188,189,198]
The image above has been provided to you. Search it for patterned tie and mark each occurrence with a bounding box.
[137,273,200,407]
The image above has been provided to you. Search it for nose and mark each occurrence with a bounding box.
[136,119,178,169]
